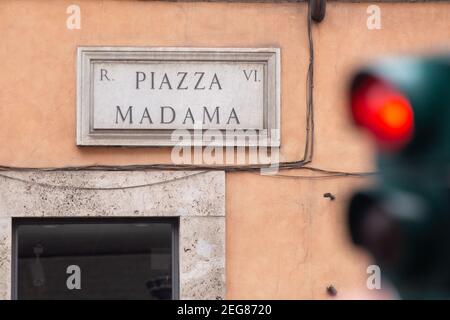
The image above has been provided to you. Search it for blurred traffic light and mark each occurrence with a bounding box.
[351,76,414,150]
[347,55,450,298]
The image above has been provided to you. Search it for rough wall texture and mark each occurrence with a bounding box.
[0,0,449,299]
[0,171,224,217]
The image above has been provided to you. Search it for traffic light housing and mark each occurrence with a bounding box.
[347,55,450,298]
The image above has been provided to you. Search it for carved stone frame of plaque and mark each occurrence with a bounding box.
[77,47,280,147]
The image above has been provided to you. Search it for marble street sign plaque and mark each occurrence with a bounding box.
[77,47,280,146]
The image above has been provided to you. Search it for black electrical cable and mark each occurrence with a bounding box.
[0,171,207,191]
[0,167,374,192]
[304,0,315,163]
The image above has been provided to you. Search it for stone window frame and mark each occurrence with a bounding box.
[0,170,225,300]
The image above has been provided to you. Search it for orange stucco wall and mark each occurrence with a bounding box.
[1,0,449,299]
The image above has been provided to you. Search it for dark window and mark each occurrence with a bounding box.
[13,218,178,300]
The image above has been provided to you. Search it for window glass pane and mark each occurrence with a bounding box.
[15,219,175,300]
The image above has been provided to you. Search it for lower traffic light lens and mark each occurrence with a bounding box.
[351,76,414,150]
[348,192,403,266]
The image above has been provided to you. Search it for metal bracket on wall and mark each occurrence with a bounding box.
[309,0,326,22]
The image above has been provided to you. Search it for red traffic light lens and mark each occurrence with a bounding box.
[351,76,414,150]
